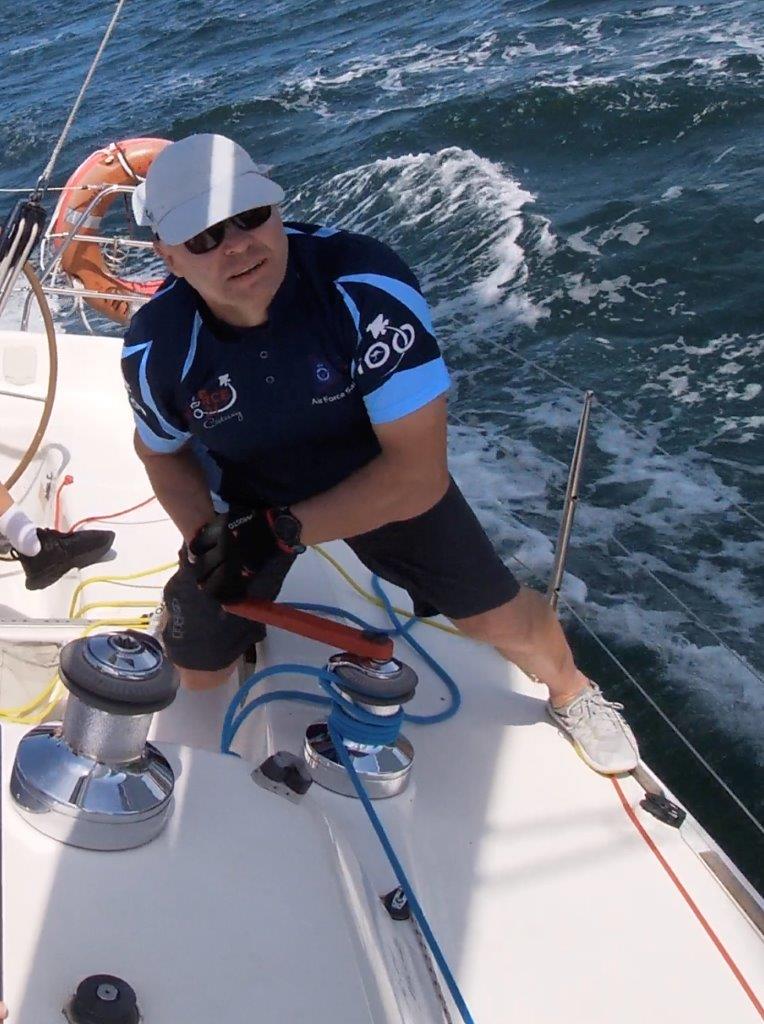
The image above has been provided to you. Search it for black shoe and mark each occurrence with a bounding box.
[12,528,115,591]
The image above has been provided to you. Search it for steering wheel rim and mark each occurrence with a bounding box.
[2,262,58,491]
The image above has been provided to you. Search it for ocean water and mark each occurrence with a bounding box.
[1,0,762,887]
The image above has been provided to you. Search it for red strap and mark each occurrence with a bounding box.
[225,599,394,661]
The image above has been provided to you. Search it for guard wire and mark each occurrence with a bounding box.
[454,400,764,687]
[606,533,764,689]
[0,186,105,194]
[494,339,764,532]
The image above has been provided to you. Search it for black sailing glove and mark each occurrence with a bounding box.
[188,508,280,602]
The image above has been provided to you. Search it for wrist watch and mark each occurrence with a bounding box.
[267,507,306,555]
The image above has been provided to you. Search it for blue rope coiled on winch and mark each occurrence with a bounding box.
[220,575,476,1024]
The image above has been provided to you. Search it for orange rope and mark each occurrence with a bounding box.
[69,496,156,533]
[610,777,764,1019]
[53,475,74,530]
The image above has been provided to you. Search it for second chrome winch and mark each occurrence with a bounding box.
[10,630,178,851]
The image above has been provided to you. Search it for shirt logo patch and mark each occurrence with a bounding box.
[186,373,243,429]
[309,356,346,394]
[357,314,415,378]
[309,355,355,405]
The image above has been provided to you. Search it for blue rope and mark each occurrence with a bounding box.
[222,688,333,757]
[222,660,416,754]
[329,723,476,1024]
[221,577,475,1022]
[284,589,461,725]
[369,575,461,725]
[328,701,404,747]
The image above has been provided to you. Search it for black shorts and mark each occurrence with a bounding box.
[162,478,520,671]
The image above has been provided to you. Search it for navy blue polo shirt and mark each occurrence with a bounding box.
[121,222,450,509]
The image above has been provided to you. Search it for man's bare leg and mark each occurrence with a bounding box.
[0,482,14,515]
[178,665,239,691]
[452,586,639,773]
[452,586,587,706]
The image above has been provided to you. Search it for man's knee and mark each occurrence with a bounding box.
[177,663,238,691]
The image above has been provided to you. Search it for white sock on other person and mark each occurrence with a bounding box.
[0,505,42,556]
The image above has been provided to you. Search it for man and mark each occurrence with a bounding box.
[122,133,638,775]
[0,483,114,590]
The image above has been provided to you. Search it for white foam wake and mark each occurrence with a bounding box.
[290,146,549,328]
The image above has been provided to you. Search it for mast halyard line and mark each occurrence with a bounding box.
[34,0,128,200]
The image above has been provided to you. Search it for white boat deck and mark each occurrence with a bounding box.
[1,328,762,1022]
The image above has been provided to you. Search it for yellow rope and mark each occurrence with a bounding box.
[9,681,66,725]
[74,599,159,619]
[68,560,177,618]
[0,675,60,718]
[2,543,459,725]
[0,617,149,724]
[67,549,461,634]
[312,544,463,637]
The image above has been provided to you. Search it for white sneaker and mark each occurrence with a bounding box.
[547,681,639,774]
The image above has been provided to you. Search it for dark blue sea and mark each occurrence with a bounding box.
[1,0,762,888]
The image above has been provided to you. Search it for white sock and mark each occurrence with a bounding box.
[0,506,42,556]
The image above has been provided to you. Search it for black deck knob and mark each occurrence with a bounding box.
[66,975,140,1024]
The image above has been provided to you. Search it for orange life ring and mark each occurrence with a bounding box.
[51,137,170,325]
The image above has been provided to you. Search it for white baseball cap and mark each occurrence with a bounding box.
[132,133,285,245]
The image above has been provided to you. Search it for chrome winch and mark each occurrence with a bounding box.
[10,630,178,851]
[304,652,418,799]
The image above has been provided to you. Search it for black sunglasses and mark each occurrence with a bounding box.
[184,205,273,255]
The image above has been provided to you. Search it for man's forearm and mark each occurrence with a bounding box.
[293,452,449,545]
[139,445,215,543]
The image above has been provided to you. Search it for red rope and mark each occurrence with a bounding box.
[53,475,74,530]
[69,496,157,533]
[610,777,763,1019]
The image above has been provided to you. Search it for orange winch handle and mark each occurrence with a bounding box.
[224,599,395,661]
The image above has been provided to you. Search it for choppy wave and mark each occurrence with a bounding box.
[289,146,544,323]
